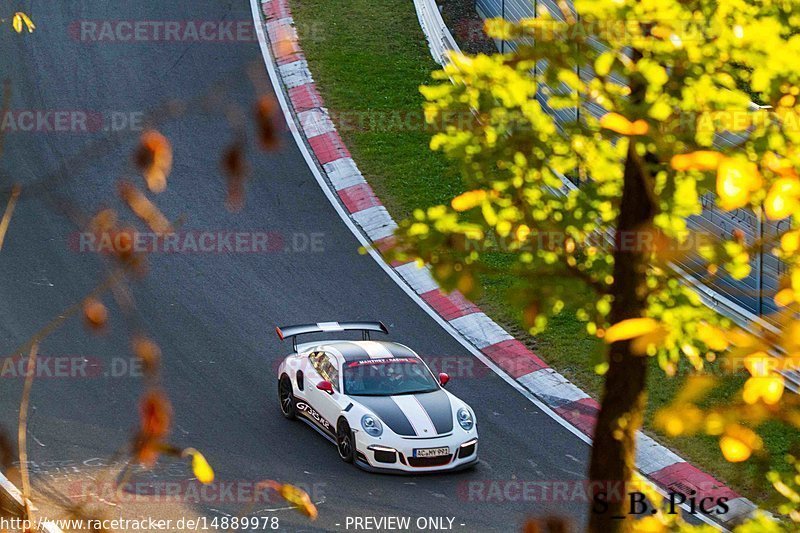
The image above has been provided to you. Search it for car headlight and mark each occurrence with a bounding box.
[457,408,474,431]
[361,414,383,437]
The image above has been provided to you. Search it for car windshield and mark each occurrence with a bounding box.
[343,358,439,396]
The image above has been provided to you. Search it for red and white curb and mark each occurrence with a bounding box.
[252,0,757,527]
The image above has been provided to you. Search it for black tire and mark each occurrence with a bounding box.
[336,419,354,463]
[278,375,297,420]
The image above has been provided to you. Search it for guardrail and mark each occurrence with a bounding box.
[0,470,62,533]
[413,0,459,65]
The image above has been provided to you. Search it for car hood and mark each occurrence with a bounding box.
[351,389,454,437]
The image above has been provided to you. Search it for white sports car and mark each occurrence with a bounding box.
[275,321,478,473]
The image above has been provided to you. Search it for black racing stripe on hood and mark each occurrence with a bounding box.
[351,396,416,436]
[334,342,371,362]
[415,390,453,434]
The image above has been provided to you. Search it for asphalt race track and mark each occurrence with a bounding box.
[0,1,592,531]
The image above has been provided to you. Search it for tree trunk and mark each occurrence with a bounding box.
[587,140,656,531]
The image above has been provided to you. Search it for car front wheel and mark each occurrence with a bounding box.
[336,419,354,463]
[278,375,296,420]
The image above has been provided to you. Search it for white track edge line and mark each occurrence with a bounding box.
[249,0,592,447]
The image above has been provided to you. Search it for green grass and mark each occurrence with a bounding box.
[289,0,796,508]
[292,0,462,215]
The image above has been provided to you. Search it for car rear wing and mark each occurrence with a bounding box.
[275,321,389,351]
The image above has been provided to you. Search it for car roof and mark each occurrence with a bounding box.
[297,340,419,364]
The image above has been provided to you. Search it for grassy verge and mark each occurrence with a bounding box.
[289,0,794,507]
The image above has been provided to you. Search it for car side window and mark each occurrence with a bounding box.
[309,351,337,390]
[309,351,326,375]
[326,360,340,392]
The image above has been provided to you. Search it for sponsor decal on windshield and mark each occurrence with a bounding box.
[346,358,417,367]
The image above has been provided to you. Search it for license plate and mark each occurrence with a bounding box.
[413,447,449,458]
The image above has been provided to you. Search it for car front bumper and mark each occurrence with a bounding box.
[353,431,478,474]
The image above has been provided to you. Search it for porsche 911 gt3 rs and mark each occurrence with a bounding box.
[275,321,478,473]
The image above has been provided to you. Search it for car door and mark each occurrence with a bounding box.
[303,351,344,436]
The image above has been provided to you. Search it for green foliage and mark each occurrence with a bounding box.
[389,0,800,527]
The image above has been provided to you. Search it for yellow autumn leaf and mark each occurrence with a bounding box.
[720,435,752,462]
[697,323,729,351]
[670,151,724,172]
[515,224,531,242]
[742,375,784,405]
[18,12,34,32]
[763,152,798,178]
[451,190,487,212]
[720,425,762,462]
[716,157,762,211]
[183,448,214,484]
[12,12,34,33]
[655,406,702,437]
[632,515,666,533]
[743,351,774,377]
[604,318,659,344]
[764,178,800,220]
[650,26,671,40]
[705,413,725,435]
[600,113,649,136]
[630,327,669,354]
[775,288,795,307]
[674,375,717,404]
[782,231,800,253]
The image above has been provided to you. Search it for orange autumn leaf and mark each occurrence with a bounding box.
[132,336,161,374]
[118,181,172,235]
[221,143,249,212]
[258,481,318,520]
[89,209,118,233]
[83,298,108,329]
[255,96,280,151]
[600,112,649,136]
[135,130,172,193]
[273,25,300,58]
[140,390,172,441]
[670,151,725,172]
[135,441,161,467]
[110,226,138,262]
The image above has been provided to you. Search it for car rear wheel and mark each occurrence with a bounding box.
[336,419,354,463]
[278,375,296,420]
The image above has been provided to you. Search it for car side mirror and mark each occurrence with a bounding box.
[438,372,450,387]
[316,380,334,394]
